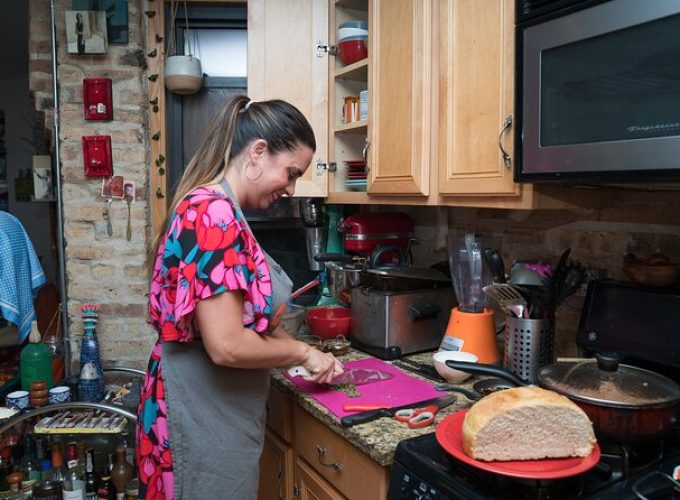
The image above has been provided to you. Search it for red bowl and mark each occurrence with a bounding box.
[305,306,351,339]
[337,39,368,66]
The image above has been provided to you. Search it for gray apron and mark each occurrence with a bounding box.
[162,180,293,499]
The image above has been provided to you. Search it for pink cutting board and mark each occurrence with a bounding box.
[283,358,441,418]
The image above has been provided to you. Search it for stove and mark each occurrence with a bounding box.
[388,430,680,499]
[387,280,680,499]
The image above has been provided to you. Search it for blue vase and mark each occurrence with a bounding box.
[79,305,105,401]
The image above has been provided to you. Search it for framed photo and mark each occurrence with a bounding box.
[101,175,124,198]
[65,10,108,54]
[32,156,55,201]
[72,0,129,44]
[123,181,135,203]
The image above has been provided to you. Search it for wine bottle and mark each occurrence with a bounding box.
[109,446,133,500]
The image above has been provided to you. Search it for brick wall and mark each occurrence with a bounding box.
[29,0,155,370]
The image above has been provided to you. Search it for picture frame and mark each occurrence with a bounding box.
[72,0,129,44]
[32,156,55,202]
[65,10,108,54]
[101,175,124,198]
[83,78,113,121]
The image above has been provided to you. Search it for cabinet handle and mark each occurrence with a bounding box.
[292,483,299,499]
[316,444,343,471]
[362,138,371,163]
[498,114,513,169]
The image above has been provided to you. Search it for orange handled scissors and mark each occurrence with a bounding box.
[393,404,440,428]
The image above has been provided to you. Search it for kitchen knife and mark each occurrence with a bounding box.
[340,394,456,428]
[287,365,393,386]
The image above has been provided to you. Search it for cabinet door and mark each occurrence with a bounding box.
[248,0,329,197]
[438,0,518,196]
[368,0,433,196]
[294,458,345,500]
[259,430,294,500]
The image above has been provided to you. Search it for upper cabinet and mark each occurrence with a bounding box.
[437,0,517,197]
[247,0,569,209]
[247,0,329,197]
[367,0,433,196]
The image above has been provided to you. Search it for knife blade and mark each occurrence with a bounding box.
[340,394,456,428]
[287,366,393,386]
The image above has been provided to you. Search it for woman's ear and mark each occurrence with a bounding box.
[249,139,268,163]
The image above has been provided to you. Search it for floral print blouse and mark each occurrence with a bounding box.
[136,187,272,499]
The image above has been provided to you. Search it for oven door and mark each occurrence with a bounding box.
[518,0,680,181]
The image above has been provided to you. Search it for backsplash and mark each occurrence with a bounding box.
[364,187,680,357]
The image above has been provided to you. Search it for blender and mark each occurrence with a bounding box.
[299,199,336,306]
[440,233,501,363]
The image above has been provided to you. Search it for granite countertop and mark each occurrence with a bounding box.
[271,349,480,467]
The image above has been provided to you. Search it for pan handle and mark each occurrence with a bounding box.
[445,361,529,387]
[314,253,355,264]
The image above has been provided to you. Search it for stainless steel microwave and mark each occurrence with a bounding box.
[516,0,680,182]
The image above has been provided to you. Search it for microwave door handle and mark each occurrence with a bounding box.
[498,114,513,169]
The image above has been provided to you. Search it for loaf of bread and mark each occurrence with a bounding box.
[462,386,595,461]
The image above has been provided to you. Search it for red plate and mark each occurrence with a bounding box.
[435,409,601,480]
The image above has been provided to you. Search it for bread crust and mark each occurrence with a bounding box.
[462,386,595,459]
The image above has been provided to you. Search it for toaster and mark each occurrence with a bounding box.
[350,286,457,360]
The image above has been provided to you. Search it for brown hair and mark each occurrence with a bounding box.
[150,95,316,266]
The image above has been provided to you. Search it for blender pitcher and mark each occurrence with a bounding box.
[440,233,501,363]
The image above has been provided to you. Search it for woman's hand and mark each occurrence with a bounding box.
[301,348,344,384]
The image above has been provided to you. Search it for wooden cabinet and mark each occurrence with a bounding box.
[437,0,517,197]
[260,430,295,500]
[247,0,570,209]
[294,458,345,500]
[247,0,329,197]
[258,388,389,500]
[368,0,433,197]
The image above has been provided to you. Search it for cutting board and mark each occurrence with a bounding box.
[283,358,441,418]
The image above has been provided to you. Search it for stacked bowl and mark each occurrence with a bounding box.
[337,20,368,65]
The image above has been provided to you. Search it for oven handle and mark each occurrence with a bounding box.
[498,114,513,169]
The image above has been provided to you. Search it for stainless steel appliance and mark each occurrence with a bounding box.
[350,283,456,360]
[387,279,680,499]
[517,0,680,182]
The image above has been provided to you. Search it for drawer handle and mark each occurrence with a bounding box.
[316,444,343,471]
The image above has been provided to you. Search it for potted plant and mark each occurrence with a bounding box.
[164,0,202,95]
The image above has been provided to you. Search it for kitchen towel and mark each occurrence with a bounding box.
[283,357,441,418]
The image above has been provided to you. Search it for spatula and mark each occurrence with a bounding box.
[483,283,528,317]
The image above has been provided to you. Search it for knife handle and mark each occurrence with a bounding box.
[341,408,390,427]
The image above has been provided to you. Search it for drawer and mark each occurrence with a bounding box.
[266,385,293,443]
[293,406,389,500]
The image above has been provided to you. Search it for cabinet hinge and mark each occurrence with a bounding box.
[316,161,337,175]
[316,42,337,57]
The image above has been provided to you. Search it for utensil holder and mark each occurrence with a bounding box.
[504,316,554,383]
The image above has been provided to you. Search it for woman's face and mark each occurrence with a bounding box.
[247,142,313,209]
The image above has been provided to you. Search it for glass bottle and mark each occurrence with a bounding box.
[85,448,97,500]
[50,442,66,483]
[63,442,85,500]
[96,475,114,500]
[109,447,133,500]
[39,459,52,482]
[20,321,53,391]
[20,437,41,483]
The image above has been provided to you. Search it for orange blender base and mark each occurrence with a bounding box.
[441,307,500,364]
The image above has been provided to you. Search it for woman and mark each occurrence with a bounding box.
[136,95,343,500]
[75,13,85,54]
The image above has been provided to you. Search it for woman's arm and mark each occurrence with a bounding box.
[196,291,343,383]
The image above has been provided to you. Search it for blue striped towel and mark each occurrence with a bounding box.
[0,211,46,342]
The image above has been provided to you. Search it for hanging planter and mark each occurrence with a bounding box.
[165,0,202,95]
